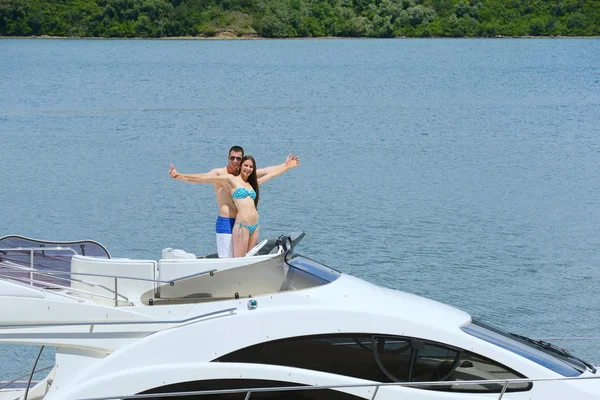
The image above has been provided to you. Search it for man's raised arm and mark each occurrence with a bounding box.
[257,155,299,186]
[256,154,300,179]
[169,165,224,184]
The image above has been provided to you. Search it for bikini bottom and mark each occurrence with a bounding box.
[236,220,259,236]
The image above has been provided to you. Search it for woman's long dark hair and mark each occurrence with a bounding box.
[240,155,259,208]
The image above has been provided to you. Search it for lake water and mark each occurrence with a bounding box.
[1,38,600,381]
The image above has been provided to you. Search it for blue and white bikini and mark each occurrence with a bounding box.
[232,187,256,201]
[231,188,259,235]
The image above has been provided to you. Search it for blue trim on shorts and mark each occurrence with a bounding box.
[216,216,236,234]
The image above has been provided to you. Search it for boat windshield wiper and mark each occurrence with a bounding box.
[510,333,572,356]
[509,333,596,372]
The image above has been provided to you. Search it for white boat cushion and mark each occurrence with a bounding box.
[161,248,196,260]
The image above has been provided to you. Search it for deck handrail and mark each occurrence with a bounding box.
[0,247,77,288]
[1,259,131,295]
[0,249,217,285]
[0,265,217,306]
[0,366,52,391]
[0,271,133,305]
[0,235,111,258]
[1,247,218,306]
[0,307,236,329]
[76,374,600,400]
[0,260,217,286]
[0,246,77,253]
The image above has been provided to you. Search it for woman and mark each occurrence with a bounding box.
[169,155,295,257]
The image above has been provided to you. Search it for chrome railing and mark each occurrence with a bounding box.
[0,258,131,298]
[0,246,74,286]
[0,271,132,305]
[75,374,600,400]
[0,247,217,306]
[0,367,52,391]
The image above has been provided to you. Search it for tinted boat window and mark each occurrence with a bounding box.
[462,320,585,377]
[373,336,529,393]
[216,334,531,393]
[373,337,412,382]
[439,351,531,392]
[217,335,388,382]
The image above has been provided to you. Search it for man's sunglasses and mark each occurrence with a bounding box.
[229,156,242,161]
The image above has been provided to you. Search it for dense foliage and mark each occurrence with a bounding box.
[1,0,599,38]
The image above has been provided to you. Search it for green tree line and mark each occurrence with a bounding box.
[1,0,599,38]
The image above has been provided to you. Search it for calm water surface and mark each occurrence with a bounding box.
[1,38,600,380]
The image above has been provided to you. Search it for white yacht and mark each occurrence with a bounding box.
[0,233,598,400]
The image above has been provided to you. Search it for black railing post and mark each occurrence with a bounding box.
[24,345,45,400]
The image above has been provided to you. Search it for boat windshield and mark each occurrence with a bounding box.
[285,250,341,285]
[462,320,592,377]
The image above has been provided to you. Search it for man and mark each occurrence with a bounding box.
[170,146,299,258]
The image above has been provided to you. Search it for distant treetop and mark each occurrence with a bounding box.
[1,0,598,38]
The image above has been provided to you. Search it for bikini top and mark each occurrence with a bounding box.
[232,187,256,201]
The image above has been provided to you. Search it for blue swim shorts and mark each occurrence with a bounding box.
[216,216,236,234]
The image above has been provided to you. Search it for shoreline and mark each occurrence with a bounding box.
[1,34,600,40]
